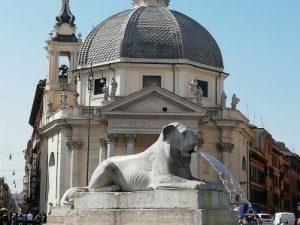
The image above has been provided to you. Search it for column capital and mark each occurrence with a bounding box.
[125,134,136,144]
[66,139,82,151]
[106,134,117,144]
[216,143,234,152]
[99,138,106,145]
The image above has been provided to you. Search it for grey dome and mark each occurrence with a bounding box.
[78,6,223,69]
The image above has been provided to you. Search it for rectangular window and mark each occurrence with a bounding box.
[94,78,107,95]
[197,80,208,97]
[272,154,278,168]
[273,175,279,187]
[143,76,161,88]
[273,193,279,205]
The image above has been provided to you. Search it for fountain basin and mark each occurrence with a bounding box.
[48,190,237,225]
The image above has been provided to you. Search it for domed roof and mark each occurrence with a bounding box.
[78,6,223,70]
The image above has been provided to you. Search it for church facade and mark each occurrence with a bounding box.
[28,0,254,213]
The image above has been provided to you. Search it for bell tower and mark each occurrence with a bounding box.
[45,0,82,114]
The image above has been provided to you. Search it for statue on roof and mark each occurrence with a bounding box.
[110,77,118,96]
[190,79,203,105]
[221,91,227,108]
[231,94,240,110]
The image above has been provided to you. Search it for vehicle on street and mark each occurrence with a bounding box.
[272,212,295,225]
[256,213,273,225]
[239,213,262,225]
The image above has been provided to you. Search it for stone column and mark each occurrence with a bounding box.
[125,134,136,155]
[99,138,107,163]
[190,151,199,178]
[66,140,82,187]
[196,119,209,178]
[106,134,117,158]
[216,143,234,168]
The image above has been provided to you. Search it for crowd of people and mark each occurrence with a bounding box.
[0,211,46,225]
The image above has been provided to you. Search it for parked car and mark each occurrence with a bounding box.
[272,212,295,225]
[239,213,262,225]
[256,213,273,225]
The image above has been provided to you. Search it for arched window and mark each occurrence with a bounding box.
[49,152,55,167]
[242,156,246,171]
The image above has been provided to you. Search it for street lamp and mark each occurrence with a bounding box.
[100,70,106,85]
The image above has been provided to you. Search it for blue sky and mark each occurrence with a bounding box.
[0,0,299,192]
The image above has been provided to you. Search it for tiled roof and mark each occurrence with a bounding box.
[78,6,223,69]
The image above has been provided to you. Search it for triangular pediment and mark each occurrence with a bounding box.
[101,86,206,116]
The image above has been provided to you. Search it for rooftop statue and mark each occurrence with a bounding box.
[61,122,214,205]
[110,77,118,96]
[231,94,240,110]
[190,79,204,105]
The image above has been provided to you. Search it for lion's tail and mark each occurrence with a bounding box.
[60,187,89,206]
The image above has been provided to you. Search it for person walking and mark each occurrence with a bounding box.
[17,213,23,225]
[2,213,8,225]
[34,214,41,225]
[26,213,33,225]
[10,213,17,225]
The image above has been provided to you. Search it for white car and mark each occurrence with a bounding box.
[256,213,273,225]
[273,212,295,225]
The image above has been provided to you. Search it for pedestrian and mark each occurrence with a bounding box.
[41,213,46,224]
[34,214,41,225]
[10,213,17,225]
[17,213,23,225]
[2,213,8,225]
[26,212,33,225]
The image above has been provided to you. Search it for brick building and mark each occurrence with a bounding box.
[251,128,300,214]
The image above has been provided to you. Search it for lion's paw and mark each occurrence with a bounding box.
[189,181,207,190]
[145,185,155,191]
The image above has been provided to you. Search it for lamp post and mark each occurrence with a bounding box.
[86,62,94,185]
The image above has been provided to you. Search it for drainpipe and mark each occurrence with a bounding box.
[45,139,48,206]
[172,64,175,94]
[55,131,60,202]
[172,64,176,93]
[216,73,222,105]
[247,142,250,201]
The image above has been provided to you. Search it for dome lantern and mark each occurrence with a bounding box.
[56,0,76,27]
[132,0,170,8]
[51,0,79,42]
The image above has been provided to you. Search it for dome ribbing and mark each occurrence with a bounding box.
[78,6,223,69]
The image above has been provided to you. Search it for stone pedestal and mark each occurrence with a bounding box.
[47,190,237,225]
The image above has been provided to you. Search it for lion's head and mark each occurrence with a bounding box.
[162,122,198,168]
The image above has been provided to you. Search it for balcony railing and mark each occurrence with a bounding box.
[206,108,222,120]
[81,106,101,117]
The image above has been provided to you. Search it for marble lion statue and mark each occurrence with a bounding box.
[61,122,214,205]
